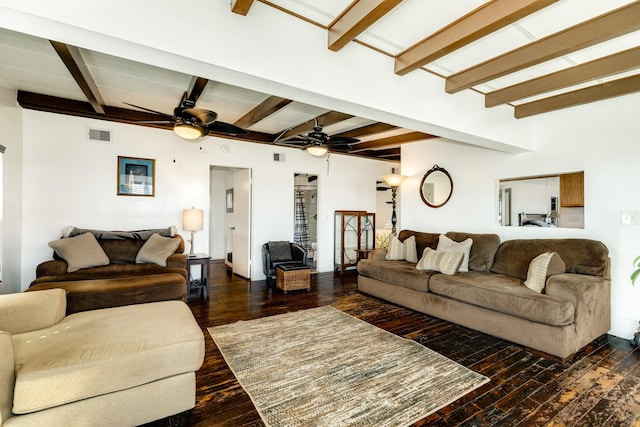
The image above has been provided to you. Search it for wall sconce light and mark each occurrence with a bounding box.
[182,207,204,256]
[382,173,407,235]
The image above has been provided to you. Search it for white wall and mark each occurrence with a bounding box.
[0,86,23,293]
[18,109,394,287]
[401,94,640,339]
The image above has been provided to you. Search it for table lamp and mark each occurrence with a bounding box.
[183,207,203,256]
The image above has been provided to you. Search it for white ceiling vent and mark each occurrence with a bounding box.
[273,152,285,162]
[87,128,112,143]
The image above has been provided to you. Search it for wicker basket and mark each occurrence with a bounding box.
[276,266,311,293]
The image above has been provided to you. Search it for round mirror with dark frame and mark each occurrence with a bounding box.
[420,165,453,208]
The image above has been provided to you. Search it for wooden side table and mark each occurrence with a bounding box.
[186,253,211,300]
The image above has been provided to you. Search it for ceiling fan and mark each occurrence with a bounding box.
[125,92,248,140]
[276,119,359,156]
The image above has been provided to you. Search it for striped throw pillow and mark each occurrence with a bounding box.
[385,235,418,263]
[416,248,464,275]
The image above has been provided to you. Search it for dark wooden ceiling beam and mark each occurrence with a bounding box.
[186,77,209,104]
[328,0,403,52]
[16,90,274,142]
[351,131,435,150]
[231,0,255,15]
[332,122,398,139]
[395,0,558,76]
[278,111,354,141]
[514,74,640,118]
[486,46,640,107]
[446,1,640,93]
[355,147,401,158]
[49,41,105,114]
[234,96,293,129]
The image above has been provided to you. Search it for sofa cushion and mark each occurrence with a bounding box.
[386,235,418,262]
[136,233,181,266]
[429,272,574,326]
[358,259,437,292]
[11,301,204,414]
[268,241,292,261]
[524,252,566,293]
[445,232,501,272]
[28,273,187,314]
[48,233,110,273]
[436,234,472,272]
[398,230,440,259]
[416,248,464,275]
[491,239,608,280]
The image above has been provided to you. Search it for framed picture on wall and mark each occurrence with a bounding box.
[117,156,155,196]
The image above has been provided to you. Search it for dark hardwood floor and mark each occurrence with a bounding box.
[157,260,640,426]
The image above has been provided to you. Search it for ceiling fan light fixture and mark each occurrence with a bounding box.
[306,145,328,157]
[174,123,204,140]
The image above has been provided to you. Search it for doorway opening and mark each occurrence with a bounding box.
[210,166,252,279]
[294,173,318,272]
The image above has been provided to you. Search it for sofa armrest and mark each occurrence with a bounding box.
[166,253,187,269]
[35,259,68,277]
[368,249,387,261]
[545,273,611,335]
[0,289,67,334]
[0,331,14,424]
[290,243,307,265]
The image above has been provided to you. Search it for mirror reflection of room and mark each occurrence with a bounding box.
[498,171,584,229]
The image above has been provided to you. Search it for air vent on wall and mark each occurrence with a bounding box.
[273,152,285,162]
[87,128,112,143]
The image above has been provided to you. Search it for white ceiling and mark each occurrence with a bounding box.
[0,0,638,155]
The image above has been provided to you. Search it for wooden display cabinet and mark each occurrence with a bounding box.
[334,210,375,272]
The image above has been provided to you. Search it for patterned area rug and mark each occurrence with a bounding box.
[208,306,489,427]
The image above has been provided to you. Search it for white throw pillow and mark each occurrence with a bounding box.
[524,252,566,293]
[436,235,473,272]
[48,232,110,272]
[385,235,418,263]
[416,248,464,275]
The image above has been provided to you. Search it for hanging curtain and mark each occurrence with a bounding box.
[294,190,311,250]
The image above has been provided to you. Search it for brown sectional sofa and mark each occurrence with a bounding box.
[29,230,188,314]
[357,230,611,360]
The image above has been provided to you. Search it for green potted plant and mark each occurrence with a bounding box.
[631,256,640,347]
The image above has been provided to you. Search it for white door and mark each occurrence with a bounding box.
[232,168,252,279]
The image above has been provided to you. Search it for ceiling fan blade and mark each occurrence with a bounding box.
[328,136,359,145]
[183,108,218,125]
[205,121,248,135]
[326,143,353,151]
[280,139,310,146]
[123,102,172,118]
[137,120,173,124]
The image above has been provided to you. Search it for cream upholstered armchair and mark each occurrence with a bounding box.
[0,289,204,426]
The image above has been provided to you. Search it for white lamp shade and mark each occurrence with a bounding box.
[174,123,204,140]
[382,174,407,187]
[182,208,203,231]
[306,145,328,157]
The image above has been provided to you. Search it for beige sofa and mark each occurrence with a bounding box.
[29,228,188,314]
[1,289,204,426]
[357,230,611,360]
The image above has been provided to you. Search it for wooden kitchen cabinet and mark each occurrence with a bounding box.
[560,172,584,207]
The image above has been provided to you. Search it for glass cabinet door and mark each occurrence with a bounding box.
[334,210,376,272]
